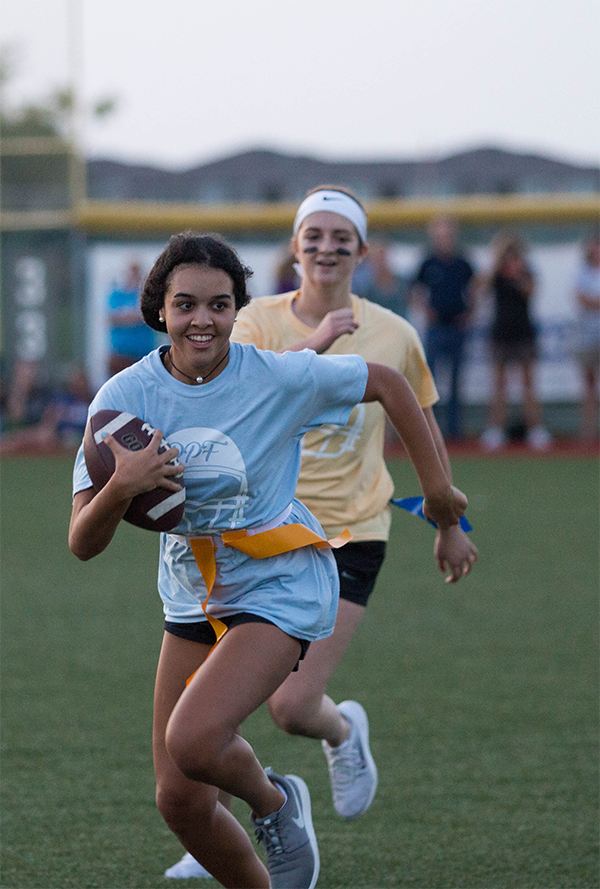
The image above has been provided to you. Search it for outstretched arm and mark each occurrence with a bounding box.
[423,406,451,479]
[422,406,478,582]
[362,363,467,529]
[69,429,181,561]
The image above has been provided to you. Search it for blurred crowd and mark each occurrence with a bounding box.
[0,363,92,455]
[2,222,598,455]
[274,219,599,450]
[0,259,157,456]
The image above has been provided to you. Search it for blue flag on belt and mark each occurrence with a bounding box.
[391,496,473,532]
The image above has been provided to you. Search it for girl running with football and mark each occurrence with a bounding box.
[69,231,468,889]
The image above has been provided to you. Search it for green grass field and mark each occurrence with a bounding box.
[1,455,598,889]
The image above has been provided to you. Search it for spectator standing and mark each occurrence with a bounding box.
[411,216,475,440]
[108,262,155,375]
[573,234,600,441]
[480,234,551,451]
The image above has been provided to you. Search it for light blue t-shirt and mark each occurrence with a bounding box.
[73,342,368,640]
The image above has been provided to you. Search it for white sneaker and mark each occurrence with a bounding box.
[526,426,552,450]
[164,851,212,879]
[480,426,507,451]
[322,700,378,820]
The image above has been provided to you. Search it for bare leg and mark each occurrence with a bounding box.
[153,632,269,887]
[165,599,370,875]
[6,360,38,423]
[154,625,300,888]
[581,365,599,441]
[522,358,542,429]
[488,360,508,429]
[269,598,379,821]
[165,623,300,814]
[268,598,366,745]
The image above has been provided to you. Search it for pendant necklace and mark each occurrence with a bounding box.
[166,347,230,384]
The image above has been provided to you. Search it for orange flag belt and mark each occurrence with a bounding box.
[185,522,351,684]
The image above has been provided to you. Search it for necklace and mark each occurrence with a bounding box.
[165,346,230,384]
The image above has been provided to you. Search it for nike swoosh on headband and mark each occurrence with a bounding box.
[293,190,368,242]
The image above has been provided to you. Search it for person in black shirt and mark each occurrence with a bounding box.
[411,216,475,439]
[480,234,551,450]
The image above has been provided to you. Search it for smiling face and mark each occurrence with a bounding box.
[161,263,236,383]
[293,211,367,288]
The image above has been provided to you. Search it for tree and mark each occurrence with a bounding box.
[0,44,117,141]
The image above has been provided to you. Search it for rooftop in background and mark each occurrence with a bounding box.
[86,146,600,205]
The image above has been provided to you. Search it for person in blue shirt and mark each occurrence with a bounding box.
[411,216,476,439]
[108,262,156,375]
[69,232,468,889]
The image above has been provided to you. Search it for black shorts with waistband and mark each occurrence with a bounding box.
[164,612,310,670]
[332,540,387,607]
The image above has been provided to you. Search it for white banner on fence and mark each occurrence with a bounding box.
[87,240,585,402]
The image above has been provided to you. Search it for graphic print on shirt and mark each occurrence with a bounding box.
[301,404,365,459]
[168,427,249,531]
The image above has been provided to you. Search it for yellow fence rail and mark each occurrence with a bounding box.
[2,193,598,234]
[76,193,600,234]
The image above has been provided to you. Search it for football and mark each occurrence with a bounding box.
[83,410,185,532]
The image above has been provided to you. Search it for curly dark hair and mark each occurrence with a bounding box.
[140,232,253,332]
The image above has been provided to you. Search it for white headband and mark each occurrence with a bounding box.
[293,190,368,243]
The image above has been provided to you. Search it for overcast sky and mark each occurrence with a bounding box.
[2,0,599,169]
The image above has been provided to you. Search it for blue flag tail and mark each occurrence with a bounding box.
[391,496,473,532]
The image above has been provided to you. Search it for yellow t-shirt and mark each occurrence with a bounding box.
[231,292,438,541]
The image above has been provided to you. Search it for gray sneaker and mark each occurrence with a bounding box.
[322,700,378,820]
[251,769,319,889]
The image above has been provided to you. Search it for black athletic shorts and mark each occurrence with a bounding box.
[164,612,310,670]
[332,540,387,607]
